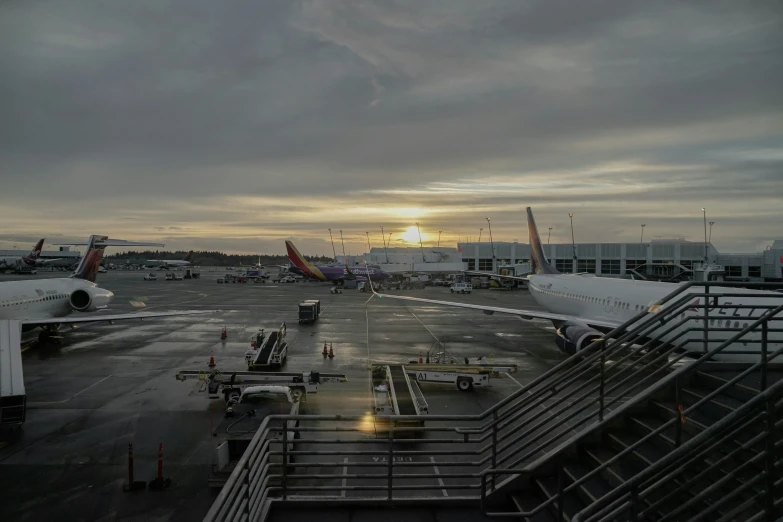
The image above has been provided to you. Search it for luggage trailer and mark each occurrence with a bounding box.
[371,363,518,437]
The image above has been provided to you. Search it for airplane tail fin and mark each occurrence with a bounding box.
[23,239,45,263]
[285,240,325,280]
[184,251,194,262]
[527,207,559,275]
[71,235,108,282]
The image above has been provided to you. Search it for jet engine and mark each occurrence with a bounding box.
[554,323,603,355]
[70,287,113,312]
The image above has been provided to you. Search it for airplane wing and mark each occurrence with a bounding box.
[37,258,64,265]
[464,271,530,282]
[21,309,219,326]
[371,292,618,329]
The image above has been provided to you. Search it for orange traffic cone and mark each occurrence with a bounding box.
[220,327,227,340]
[328,344,334,359]
[209,352,216,368]
[322,342,328,357]
[419,353,423,364]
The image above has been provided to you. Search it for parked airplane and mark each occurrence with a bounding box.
[372,208,782,362]
[147,251,194,269]
[0,236,216,343]
[0,239,63,270]
[285,240,391,282]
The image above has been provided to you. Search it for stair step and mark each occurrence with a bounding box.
[694,371,760,403]
[562,461,613,505]
[534,476,585,522]
[510,493,556,522]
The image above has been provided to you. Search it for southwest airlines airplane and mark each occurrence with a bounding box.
[0,236,216,343]
[373,208,782,362]
[285,240,391,282]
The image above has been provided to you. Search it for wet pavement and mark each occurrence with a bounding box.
[0,270,567,521]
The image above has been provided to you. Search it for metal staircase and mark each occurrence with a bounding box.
[203,282,782,522]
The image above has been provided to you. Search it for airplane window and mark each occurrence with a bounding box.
[725,320,730,327]
[734,322,739,329]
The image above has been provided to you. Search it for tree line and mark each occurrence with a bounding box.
[105,250,334,267]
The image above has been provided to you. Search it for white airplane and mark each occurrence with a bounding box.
[0,236,216,343]
[372,207,782,362]
[147,251,194,269]
[0,239,63,270]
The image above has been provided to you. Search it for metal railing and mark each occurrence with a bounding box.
[204,282,783,522]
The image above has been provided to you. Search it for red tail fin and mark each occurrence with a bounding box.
[184,251,194,262]
[23,239,45,264]
[71,236,108,283]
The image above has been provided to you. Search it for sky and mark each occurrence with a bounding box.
[1,0,781,256]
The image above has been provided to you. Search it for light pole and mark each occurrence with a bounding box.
[380,226,389,263]
[701,208,708,264]
[327,229,337,261]
[709,221,715,243]
[486,217,496,272]
[415,222,426,263]
[437,231,442,248]
[569,212,577,273]
[640,224,646,245]
[339,230,346,258]
[478,228,483,243]
[365,232,371,260]
[548,227,552,245]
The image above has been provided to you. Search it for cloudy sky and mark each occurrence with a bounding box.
[1,0,781,256]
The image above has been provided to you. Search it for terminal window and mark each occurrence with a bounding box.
[478,258,494,271]
[466,259,476,271]
[577,259,596,273]
[601,259,621,274]
[626,259,646,271]
[725,266,742,277]
[748,266,761,278]
[555,259,573,272]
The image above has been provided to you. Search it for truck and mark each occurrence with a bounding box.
[0,320,26,427]
[183,268,200,279]
[209,385,300,488]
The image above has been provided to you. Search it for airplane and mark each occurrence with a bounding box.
[146,251,194,269]
[371,207,782,362]
[0,239,64,271]
[285,240,391,283]
[0,236,217,344]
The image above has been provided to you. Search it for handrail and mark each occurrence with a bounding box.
[572,378,783,522]
[205,282,783,522]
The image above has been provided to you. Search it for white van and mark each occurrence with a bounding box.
[450,282,472,294]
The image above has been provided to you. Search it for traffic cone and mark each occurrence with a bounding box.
[419,353,423,364]
[220,327,227,340]
[209,352,216,368]
[328,344,334,359]
[322,342,328,357]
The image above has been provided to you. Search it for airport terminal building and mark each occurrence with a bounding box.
[339,240,782,282]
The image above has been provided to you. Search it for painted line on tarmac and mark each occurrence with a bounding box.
[430,456,448,497]
[27,375,112,406]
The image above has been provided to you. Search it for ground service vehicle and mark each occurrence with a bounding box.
[450,282,472,294]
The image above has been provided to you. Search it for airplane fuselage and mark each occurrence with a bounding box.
[315,265,391,282]
[527,274,782,361]
[147,260,191,267]
[0,278,113,326]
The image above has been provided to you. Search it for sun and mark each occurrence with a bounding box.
[400,226,422,244]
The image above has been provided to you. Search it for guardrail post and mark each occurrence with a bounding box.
[630,484,639,521]
[557,463,564,522]
[765,395,776,520]
[387,427,394,501]
[674,379,682,448]
[761,320,768,392]
[599,339,605,422]
[491,410,498,490]
[703,285,710,355]
[282,422,288,500]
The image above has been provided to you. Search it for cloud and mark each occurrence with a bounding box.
[0,0,780,255]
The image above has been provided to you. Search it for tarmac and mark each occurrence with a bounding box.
[0,270,567,522]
